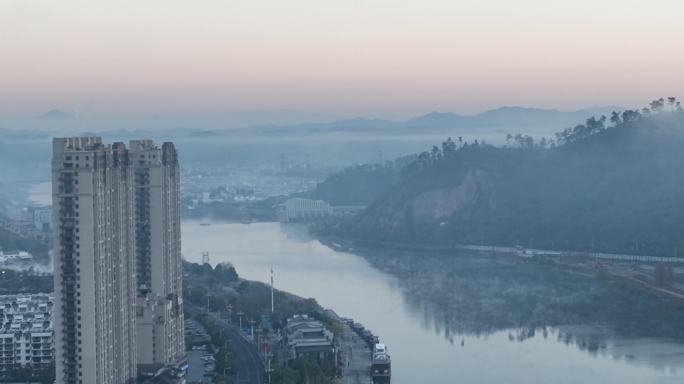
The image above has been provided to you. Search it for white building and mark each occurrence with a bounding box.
[52,137,138,384]
[0,251,32,264]
[0,294,54,375]
[31,206,52,232]
[281,198,332,221]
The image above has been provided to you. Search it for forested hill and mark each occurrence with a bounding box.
[327,99,684,257]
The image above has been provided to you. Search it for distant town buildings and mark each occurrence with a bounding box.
[0,294,54,375]
[278,198,366,222]
[280,198,332,221]
[0,251,32,265]
[52,137,185,384]
[0,206,51,240]
[31,206,52,232]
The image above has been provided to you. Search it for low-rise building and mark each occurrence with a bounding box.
[0,294,54,375]
[284,315,335,362]
[31,206,52,232]
[0,251,33,265]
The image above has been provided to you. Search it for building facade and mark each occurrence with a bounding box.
[284,315,335,362]
[0,294,54,375]
[52,137,138,384]
[129,140,185,370]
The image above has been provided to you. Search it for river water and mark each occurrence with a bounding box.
[183,220,684,384]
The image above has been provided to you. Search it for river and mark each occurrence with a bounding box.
[181,220,684,384]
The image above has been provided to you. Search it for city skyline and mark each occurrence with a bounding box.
[2,0,683,119]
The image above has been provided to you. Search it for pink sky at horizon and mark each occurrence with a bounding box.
[1,0,683,119]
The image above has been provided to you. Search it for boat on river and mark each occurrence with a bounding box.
[371,343,391,383]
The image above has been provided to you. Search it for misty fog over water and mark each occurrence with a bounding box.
[8,133,499,199]
[182,220,684,384]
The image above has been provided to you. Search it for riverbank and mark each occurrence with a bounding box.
[320,238,684,342]
[183,261,377,384]
[320,233,684,305]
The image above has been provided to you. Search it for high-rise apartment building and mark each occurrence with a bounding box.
[52,137,137,384]
[52,137,185,384]
[130,140,185,370]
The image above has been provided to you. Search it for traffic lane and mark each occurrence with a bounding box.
[214,316,264,384]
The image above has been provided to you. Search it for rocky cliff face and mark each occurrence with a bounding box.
[410,169,492,220]
[353,164,498,241]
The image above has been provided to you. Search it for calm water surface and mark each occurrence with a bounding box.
[182,220,684,384]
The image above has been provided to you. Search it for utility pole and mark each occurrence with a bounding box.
[270,266,275,314]
[255,324,261,350]
[238,310,244,330]
[249,319,256,339]
[266,351,273,384]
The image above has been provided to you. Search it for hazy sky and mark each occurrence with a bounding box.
[1,0,684,119]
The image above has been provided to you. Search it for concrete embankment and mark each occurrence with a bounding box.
[325,310,372,384]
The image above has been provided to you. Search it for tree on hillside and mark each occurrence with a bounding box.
[431,145,441,161]
[621,109,641,123]
[442,137,457,156]
[667,97,676,109]
[539,137,548,148]
[650,98,665,113]
[586,115,607,132]
[610,111,622,126]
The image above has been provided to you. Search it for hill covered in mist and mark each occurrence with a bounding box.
[320,100,684,257]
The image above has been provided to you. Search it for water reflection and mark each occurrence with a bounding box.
[182,221,684,383]
[357,245,684,372]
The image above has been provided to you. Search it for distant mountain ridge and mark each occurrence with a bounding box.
[38,109,74,119]
[2,105,623,138]
[239,106,623,136]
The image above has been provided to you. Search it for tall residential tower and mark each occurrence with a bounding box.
[130,140,185,370]
[52,137,137,384]
[52,137,185,384]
